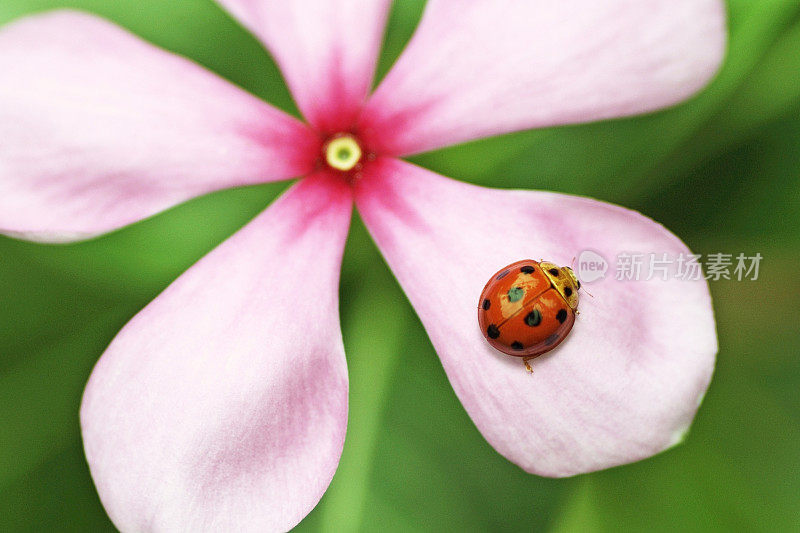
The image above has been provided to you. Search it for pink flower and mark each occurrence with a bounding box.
[0,1,726,531]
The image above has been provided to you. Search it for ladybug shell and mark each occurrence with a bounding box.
[478,260,576,358]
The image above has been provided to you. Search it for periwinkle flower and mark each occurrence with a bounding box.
[0,1,726,531]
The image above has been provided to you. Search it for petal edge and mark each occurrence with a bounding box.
[355,158,717,477]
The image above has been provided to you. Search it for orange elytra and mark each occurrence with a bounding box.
[478,259,581,369]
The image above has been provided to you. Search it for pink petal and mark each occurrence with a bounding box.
[215,0,391,132]
[0,11,319,243]
[354,158,717,477]
[360,0,727,156]
[80,173,352,531]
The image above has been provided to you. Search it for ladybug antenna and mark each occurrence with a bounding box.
[582,287,594,298]
[571,256,576,268]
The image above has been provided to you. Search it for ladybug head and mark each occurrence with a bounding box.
[564,266,581,291]
[540,262,581,310]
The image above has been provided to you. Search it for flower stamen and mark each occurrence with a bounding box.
[325,135,362,171]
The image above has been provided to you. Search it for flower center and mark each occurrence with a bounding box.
[324,135,362,171]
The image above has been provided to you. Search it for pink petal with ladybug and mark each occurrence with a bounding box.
[355,158,717,477]
[80,173,352,531]
[0,11,318,243]
[360,0,727,156]
[215,0,392,132]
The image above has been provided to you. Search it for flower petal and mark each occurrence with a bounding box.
[354,158,717,477]
[215,0,392,132]
[80,173,352,531]
[360,0,727,156]
[0,11,318,243]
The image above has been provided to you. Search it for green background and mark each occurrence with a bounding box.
[1,0,799,531]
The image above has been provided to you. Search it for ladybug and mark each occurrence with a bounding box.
[478,259,581,371]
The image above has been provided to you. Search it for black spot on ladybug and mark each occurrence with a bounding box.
[482,299,491,310]
[487,324,500,339]
[548,268,560,276]
[525,309,542,327]
[496,269,510,280]
[556,309,568,323]
[545,333,560,346]
[564,287,573,297]
[520,265,535,274]
[511,341,524,350]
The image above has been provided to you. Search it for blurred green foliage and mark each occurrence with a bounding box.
[1,0,799,531]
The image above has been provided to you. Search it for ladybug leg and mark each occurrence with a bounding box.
[523,358,534,373]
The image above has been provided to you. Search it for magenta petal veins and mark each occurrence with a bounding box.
[361,0,727,156]
[80,174,353,532]
[0,2,728,528]
[0,11,317,242]
[215,0,392,132]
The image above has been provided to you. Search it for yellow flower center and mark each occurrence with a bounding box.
[325,135,362,171]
